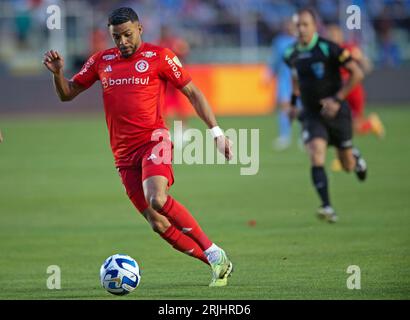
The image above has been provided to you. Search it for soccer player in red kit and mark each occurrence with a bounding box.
[43,7,233,287]
[327,24,385,139]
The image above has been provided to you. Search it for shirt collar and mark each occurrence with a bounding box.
[297,33,319,52]
[118,42,146,59]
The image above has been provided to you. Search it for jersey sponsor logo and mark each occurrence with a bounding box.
[104,65,112,72]
[135,59,149,73]
[141,51,157,58]
[165,55,182,78]
[102,77,108,88]
[101,76,150,88]
[311,62,325,79]
[79,57,95,75]
[102,54,117,61]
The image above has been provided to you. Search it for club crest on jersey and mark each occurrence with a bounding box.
[141,51,157,58]
[298,52,312,59]
[311,62,325,79]
[135,59,149,73]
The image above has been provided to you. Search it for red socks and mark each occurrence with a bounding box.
[160,225,209,264]
[158,196,213,251]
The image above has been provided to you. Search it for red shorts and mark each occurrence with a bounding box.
[346,85,365,119]
[117,139,174,213]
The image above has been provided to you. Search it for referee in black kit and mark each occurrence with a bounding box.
[284,8,367,223]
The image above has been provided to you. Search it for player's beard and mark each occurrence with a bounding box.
[120,45,137,58]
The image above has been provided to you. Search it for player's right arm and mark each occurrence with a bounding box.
[288,68,301,120]
[43,50,87,101]
[283,47,300,120]
[181,81,233,160]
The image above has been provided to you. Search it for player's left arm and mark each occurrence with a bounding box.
[334,59,364,101]
[321,45,364,118]
[159,47,232,160]
[181,81,233,160]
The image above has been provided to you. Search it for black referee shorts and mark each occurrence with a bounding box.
[301,103,353,149]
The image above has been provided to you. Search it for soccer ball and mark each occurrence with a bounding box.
[100,254,141,295]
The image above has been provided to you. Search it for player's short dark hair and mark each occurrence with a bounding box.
[108,7,139,26]
[297,7,318,23]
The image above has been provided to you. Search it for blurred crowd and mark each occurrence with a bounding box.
[0,0,409,73]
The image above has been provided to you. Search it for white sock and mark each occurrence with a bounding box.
[204,243,219,255]
[204,244,221,264]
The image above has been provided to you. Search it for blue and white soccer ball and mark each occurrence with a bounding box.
[100,254,141,295]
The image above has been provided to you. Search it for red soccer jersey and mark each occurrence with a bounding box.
[340,42,361,79]
[71,42,192,166]
[340,42,364,97]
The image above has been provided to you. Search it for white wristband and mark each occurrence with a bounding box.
[210,126,223,138]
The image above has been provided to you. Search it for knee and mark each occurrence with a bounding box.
[310,150,325,166]
[148,193,168,211]
[150,219,170,234]
[308,143,326,166]
[144,209,171,234]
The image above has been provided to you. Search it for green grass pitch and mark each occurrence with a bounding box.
[0,106,409,299]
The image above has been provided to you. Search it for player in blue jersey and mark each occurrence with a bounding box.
[268,19,297,150]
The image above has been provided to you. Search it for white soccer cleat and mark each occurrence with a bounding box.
[352,148,367,181]
[317,206,338,223]
[206,248,233,287]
